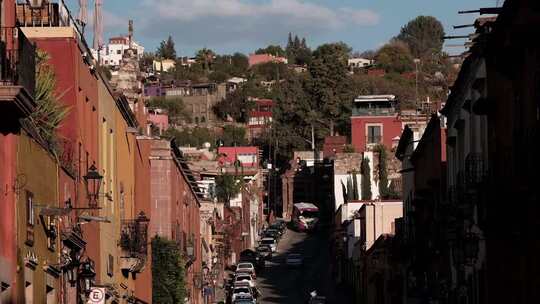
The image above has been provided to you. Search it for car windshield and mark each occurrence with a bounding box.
[261,239,274,244]
[236,276,250,281]
[300,210,319,218]
[234,288,250,294]
[288,254,301,258]
[257,247,270,252]
[238,264,252,269]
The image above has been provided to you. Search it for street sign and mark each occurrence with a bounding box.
[87,288,105,304]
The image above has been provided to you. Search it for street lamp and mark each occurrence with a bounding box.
[413,58,421,111]
[79,260,96,294]
[83,164,103,208]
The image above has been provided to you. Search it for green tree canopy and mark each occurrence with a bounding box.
[30,49,70,151]
[251,62,288,81]
[309,42,352,135]
[151,236,187,304]
[396,16,445,58]
[146,97,190,123]
[375,40,415,74]
[196,48,216,71]
[255,45,286,57]
[215,173,244,204]
[157,36,177,59]
[163,127,215,148]
[221,125,247,146]
[286,33,312,65]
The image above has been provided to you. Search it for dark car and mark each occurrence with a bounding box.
[256,245,273,260]
[264,229,281,240]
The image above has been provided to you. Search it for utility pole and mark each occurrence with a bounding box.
[414,58,421,112]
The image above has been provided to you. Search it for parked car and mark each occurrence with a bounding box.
[309,296,326,304]
[270,222,285,233]
[256,245,273,260]
[233,293,256,304]
[236,262,256,278]
[274,218,287,230]
[234,273,256,288]
[285,253,303,267]
[264,229,281,240]
[260,237,277,252]
[231,286,253,302]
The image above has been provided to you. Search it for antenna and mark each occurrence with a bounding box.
[78,0,88,33]
[128,19,133,50]
[93,0,103,51]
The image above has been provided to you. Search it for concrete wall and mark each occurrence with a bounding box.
[15,133,60,303]
[361,201,402,250]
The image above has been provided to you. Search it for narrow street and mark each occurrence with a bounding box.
[256,226,353,304]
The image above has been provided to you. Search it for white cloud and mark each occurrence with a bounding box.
[132,0,379,52]
[142,0,378,27]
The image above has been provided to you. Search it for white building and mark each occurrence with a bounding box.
[348,57,374,70]
[92,36,145,67]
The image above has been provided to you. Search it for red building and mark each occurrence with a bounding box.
[149,140,203,304]
[218,146,259,169]
[351,95,402,153]
[248,98,273,139]
[0,1,36,299]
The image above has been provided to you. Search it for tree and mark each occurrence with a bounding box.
[286,33,312,65]
[255,45,286,57]
[309,42,351,135]
[98,65,112,81]
[196,48,216,71]
[221,125,247,146]
[157,36,177,59]
[139,52,155,72]
[215,173,244,204]
[374,144,399,199]
[163,127,215,148]
[396,16,445,58]
[151,236,187,304]
[208,70,229,83]
[251,62,288,81]
[30,49,70,151]
[361,157,372,200]
[146,97,190,123]
[375,40,415,74]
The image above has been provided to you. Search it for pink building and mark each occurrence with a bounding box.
[147,109,169,133]
[248,54,288,67]
[217,146,259,168]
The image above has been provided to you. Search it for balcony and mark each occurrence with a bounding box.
[0,26,36,125]
[119,212,149,257]
[465,153,486,186]
[352,107,396,117]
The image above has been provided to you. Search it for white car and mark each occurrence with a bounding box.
[231,286,253,302]
[260,237,277,252]
[234,273,256,288]
[236,262,256,278]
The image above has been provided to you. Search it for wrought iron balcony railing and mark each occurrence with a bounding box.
[0,27,36,96]
[465,152,486,186]
[119,212,149,257]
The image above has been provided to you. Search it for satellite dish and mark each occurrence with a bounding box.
[203,142,211,149]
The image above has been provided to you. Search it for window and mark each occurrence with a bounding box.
[116,50,121,55]
[26,191,35,247]
[107,254,114,277]
[367,125,382,144]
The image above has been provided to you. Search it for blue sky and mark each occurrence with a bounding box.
[65,0,502,57]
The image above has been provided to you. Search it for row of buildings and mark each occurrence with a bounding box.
[0,1,267,303]
[330,1,539,303]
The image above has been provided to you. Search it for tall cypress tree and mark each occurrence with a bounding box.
[361,157,372,200]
